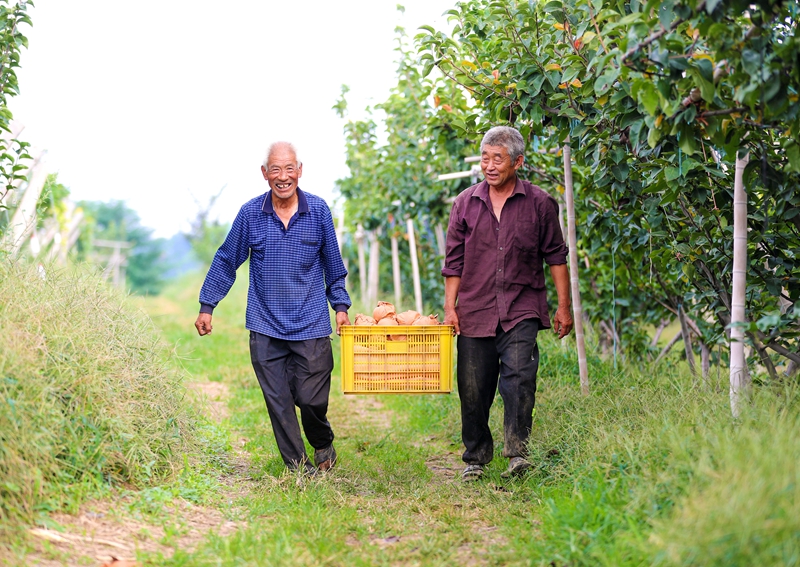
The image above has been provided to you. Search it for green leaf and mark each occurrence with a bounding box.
[786,142,800,173]
[647,126,662,148]
[665,166,682,181]
[543,1,563,12]
[741,49,762,76]
[635,81,661,115]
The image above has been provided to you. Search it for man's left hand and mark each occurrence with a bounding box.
[552,306,573,339]
[335,311,351,335]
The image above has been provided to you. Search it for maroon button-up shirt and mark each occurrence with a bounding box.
[442,178,567,337]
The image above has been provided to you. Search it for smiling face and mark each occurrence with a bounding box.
[261,143,303,203]
[480,144,524,192]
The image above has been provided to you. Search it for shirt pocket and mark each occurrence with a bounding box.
[513,221,538,256]
[300,239,320,269]
[508,221,538,286]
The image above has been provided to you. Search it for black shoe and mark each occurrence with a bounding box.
[314,444,337,472]
[501,456,532,478]
[461,464,485,482]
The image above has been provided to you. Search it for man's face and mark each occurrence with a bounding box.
[261,146,303,201]
[480,144,523,190]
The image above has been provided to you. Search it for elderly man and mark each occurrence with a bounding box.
[442,126,573,481]
[195,141,351,476]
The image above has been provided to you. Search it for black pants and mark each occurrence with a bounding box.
[249,331,335,470]
[456,318,540,465]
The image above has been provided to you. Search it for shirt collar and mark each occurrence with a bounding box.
[472,177,526,205]
[261,187,309,214]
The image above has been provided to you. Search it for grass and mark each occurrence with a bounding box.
[138,272,800,566]
[0,260,204,530]
[2,263,799,566]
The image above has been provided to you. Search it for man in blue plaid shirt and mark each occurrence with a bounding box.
[194,141,351,476]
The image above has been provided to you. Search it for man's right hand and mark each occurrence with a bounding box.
[444,306,460,336]
[195,313,213,336]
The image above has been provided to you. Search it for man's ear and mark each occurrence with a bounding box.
[261,165,268,179]
[513,155,525,171]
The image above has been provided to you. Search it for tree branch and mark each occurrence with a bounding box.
[621,1,705,63]
[761,336,800,365]
[699,107,748,118]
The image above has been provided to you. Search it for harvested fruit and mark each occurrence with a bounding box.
[377,314,404,340]
[354,314,377,326]
[412,314,440,326]
[372,301,396,322]
[396,310,421,325]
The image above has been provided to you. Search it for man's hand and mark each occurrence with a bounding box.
[552,305,573,339]
[335,311,351,335]
[444,306,460,336]
[195,313,213,336]
[444,276,462,336]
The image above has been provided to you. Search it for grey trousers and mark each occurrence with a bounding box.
[249,331,335,470]
[456,318,540,465]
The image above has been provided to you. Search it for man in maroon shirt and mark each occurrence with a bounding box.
[442,126,573,481]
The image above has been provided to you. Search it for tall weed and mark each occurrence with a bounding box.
[0,261,199,524]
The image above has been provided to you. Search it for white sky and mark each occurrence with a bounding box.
[9,1,456,238]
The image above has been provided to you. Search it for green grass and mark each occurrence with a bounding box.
[0,260,204,530]
[3,263,799,566]
[139,272,800,566]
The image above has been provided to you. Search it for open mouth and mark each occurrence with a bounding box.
[275,183,293,190]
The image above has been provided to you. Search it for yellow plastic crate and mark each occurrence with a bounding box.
[340,325,454,394]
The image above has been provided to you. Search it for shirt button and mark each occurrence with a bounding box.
[498,268,502,272]
[499,247,503,251]
[496,227,499,231]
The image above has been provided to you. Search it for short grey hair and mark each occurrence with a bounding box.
[480,126,525,162]
[263,141,302,168]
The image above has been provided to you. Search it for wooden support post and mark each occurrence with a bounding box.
[434,224,446,267]
[406,218,423,314]
[730,152,750,417]
[355,224,367,306]
[391,234,401,309]
[563,141,590,396]
[367,229,380,308]
[7,150,47,256]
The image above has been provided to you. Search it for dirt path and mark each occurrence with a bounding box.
[15,382,249,567]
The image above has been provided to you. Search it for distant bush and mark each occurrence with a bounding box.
[0,260,199,523]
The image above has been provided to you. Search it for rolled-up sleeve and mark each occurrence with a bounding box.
[539,195,568,266]
[442,198,465,278]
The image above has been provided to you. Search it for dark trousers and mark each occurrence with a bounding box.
[249,331,335,470]
[456,318,540,465]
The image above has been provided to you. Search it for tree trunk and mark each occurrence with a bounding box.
[651,318,672,348]
[678,304,697,377]
[563,141,589,396]
[729,152,750,418]
[406,218,423,314]
[655,330,683,365]
[700,341,711,387]
[391,234,402,309]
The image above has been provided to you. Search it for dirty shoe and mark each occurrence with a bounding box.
[461,464,485,482]
[314,444,337,472]
[501,456,532,479]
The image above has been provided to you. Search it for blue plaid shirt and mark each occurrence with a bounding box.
[199,188,351,340]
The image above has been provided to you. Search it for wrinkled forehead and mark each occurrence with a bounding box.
[481,144,510,158]
[267,148,300,167]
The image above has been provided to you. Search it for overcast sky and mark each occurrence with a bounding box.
[9,1,456,238]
